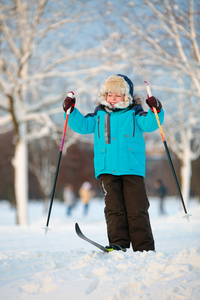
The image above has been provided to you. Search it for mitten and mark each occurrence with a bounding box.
[63,92,75,113]
[146,96,162,113]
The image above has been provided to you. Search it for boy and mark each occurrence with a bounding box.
[63,74,164,252]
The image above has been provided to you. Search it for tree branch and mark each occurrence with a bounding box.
[189,0,200,63]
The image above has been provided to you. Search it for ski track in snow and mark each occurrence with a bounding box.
[0,198,200,300]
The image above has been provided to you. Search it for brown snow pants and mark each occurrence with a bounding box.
[99,174,155,252]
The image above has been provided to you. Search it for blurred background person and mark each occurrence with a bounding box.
[63,183,75,216]
[79,181,95,216]
[154,179,167,215]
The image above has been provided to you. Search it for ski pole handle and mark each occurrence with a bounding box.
[65,91,75,115]
[145,82,151,99]
[67,91,75,99]
[144,81,165,142]
[61,92,75,151]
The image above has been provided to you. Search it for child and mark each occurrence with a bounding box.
[63,74,164,252]
[79,181,95,215]
[63,183,75,216]
[154,179,167,215]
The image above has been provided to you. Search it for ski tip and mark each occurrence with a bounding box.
[182,214,192,222]
[75,222,81,233]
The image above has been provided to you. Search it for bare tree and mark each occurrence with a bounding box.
[0,0,116,224]
[29,128,80,211]
[2,0,199,224]
[101,0,200,205]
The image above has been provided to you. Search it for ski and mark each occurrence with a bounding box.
[75,223,109,253]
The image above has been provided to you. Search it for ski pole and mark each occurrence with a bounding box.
[144,81,191,222]
[44,92,75,234]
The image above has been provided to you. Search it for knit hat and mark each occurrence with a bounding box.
[98,74,134,109]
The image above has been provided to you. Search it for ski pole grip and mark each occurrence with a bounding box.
[146,84,152,98]
[67,91,75,99]
[66,91,75,115]
[144,81,152,98]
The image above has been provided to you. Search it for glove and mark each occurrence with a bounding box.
[63,91,76,113]
[146,96,162,113]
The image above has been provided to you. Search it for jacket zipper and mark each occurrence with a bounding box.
[105,113,111,144]
[97,116,100,138]
[132,113,135,137]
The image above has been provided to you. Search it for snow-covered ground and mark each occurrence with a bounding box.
[0,197,200,300]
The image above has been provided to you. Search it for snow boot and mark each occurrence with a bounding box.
[105,244,127,252]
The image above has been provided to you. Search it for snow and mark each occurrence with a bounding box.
[0,197,200,300]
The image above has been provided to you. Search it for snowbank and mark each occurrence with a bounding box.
[0,198,200,300]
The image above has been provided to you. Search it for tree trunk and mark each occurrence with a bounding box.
[12,123,28,225]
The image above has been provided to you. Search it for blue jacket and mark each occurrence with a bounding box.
[68,105,164,179]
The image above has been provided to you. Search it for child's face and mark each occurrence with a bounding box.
[106,92,125,108]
